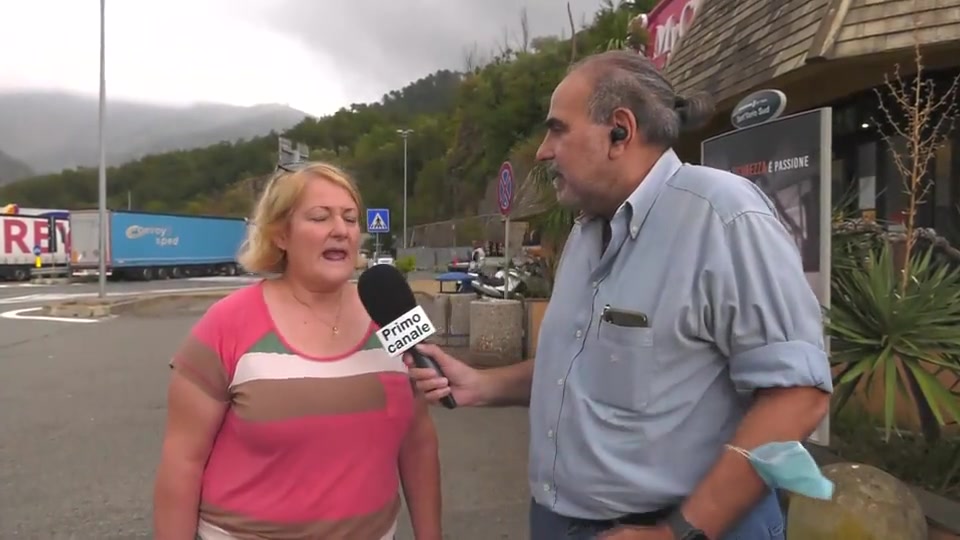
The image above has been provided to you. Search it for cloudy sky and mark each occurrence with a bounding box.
[0,0,609,117]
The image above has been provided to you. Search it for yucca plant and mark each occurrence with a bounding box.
[827,241,960,443]
[526,163,576,296]
[826,38,960,445]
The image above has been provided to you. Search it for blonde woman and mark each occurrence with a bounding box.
[153,162,443,540]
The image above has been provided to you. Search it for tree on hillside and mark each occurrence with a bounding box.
[522,0,656,286]
[0,0,655,229]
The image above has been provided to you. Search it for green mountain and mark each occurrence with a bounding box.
[0,149,33,185]
[0,1,652,225]
[0,91,308,175]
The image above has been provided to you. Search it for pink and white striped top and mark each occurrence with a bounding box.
[170,282,413,539]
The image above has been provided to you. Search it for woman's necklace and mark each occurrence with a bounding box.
[288,285,344,335]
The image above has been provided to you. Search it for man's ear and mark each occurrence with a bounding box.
[608,108,636,159]
[611,108,638,144]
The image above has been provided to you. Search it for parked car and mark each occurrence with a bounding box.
[447,261,470,272]
[367,255,395,268]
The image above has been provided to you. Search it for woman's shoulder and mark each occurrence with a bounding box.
[197,281,268,332]
[210,280,264,309]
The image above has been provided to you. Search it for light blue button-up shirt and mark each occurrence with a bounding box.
[528,149,832,520]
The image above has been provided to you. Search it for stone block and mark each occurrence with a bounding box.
[45,291,231,319]
[430,293,471,348]
[30,277,73,285]
[415,291,442,332]
[469,298,523,364]
[47,300,123,318]
[447,294,472,340]
[786,462,927,540]
[423,293,458,347]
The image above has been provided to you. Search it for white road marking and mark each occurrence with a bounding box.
[0,285,241,306]
[187,276,260,283]
[0,276,257,289]
[0,307,101,323]
[0,293,75,305]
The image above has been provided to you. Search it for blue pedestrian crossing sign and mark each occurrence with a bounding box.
[366,208,390,234]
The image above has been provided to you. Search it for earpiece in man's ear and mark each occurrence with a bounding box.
[610,126,628,143]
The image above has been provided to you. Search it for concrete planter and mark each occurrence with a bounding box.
[523,298,549,358]
[785,462,928,539]
[469,298,523,364]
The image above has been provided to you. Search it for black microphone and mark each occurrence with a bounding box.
[357,264,458,409]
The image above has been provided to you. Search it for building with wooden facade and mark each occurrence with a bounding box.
[649,0,960,241]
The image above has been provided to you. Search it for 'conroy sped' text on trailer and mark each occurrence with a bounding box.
[69,209,248,280]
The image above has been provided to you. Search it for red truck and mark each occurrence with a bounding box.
[0,213,71,281]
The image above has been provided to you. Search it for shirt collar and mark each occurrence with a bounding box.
[577,149,683,239]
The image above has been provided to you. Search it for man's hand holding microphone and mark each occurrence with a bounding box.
[403,344,489,407]
[358,263,534,411]
[404,342,536,409]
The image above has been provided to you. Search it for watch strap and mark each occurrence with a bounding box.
[664,508,708,540]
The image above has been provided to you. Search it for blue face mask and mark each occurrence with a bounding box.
[727,441,834,500]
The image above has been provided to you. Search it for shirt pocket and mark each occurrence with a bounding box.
[583,320,657,411]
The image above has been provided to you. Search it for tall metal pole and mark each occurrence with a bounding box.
[396,129,413,249]
[402,134,408,250]
[97,0,107,298]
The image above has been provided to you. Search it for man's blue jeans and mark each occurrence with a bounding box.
[529,490,785,540]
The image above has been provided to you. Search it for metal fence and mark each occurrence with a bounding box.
[406,214,529,249]
[397,246,475,270]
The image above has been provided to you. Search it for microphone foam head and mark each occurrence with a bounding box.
[357,264,418,327]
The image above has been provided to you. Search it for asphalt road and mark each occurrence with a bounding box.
[0,276,262,309]
[0,269,442,308]
[0,287,531,539]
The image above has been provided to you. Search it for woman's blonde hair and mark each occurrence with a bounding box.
[237,161,362,275]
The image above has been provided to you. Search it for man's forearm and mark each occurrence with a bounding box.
[680,387,830,539]
[476,358,535,407]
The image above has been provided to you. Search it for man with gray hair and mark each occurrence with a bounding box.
[407,50,831,540]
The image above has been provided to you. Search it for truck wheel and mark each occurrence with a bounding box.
[170,267,183,279]
[224,264,238,276]
[12,268,28,282]
[156,267,169,280]
[139,267,154,281]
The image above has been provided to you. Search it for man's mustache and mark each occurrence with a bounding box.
[546,163,562,180]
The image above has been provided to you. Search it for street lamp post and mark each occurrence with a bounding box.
[97,0,107,298]
[396,129,413,249]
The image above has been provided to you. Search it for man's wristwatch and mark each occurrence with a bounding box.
[664,508,709,540]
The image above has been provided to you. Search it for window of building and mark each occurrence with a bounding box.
[831,89,881,221]
[829,67,958,239]
[939,135,960,245]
